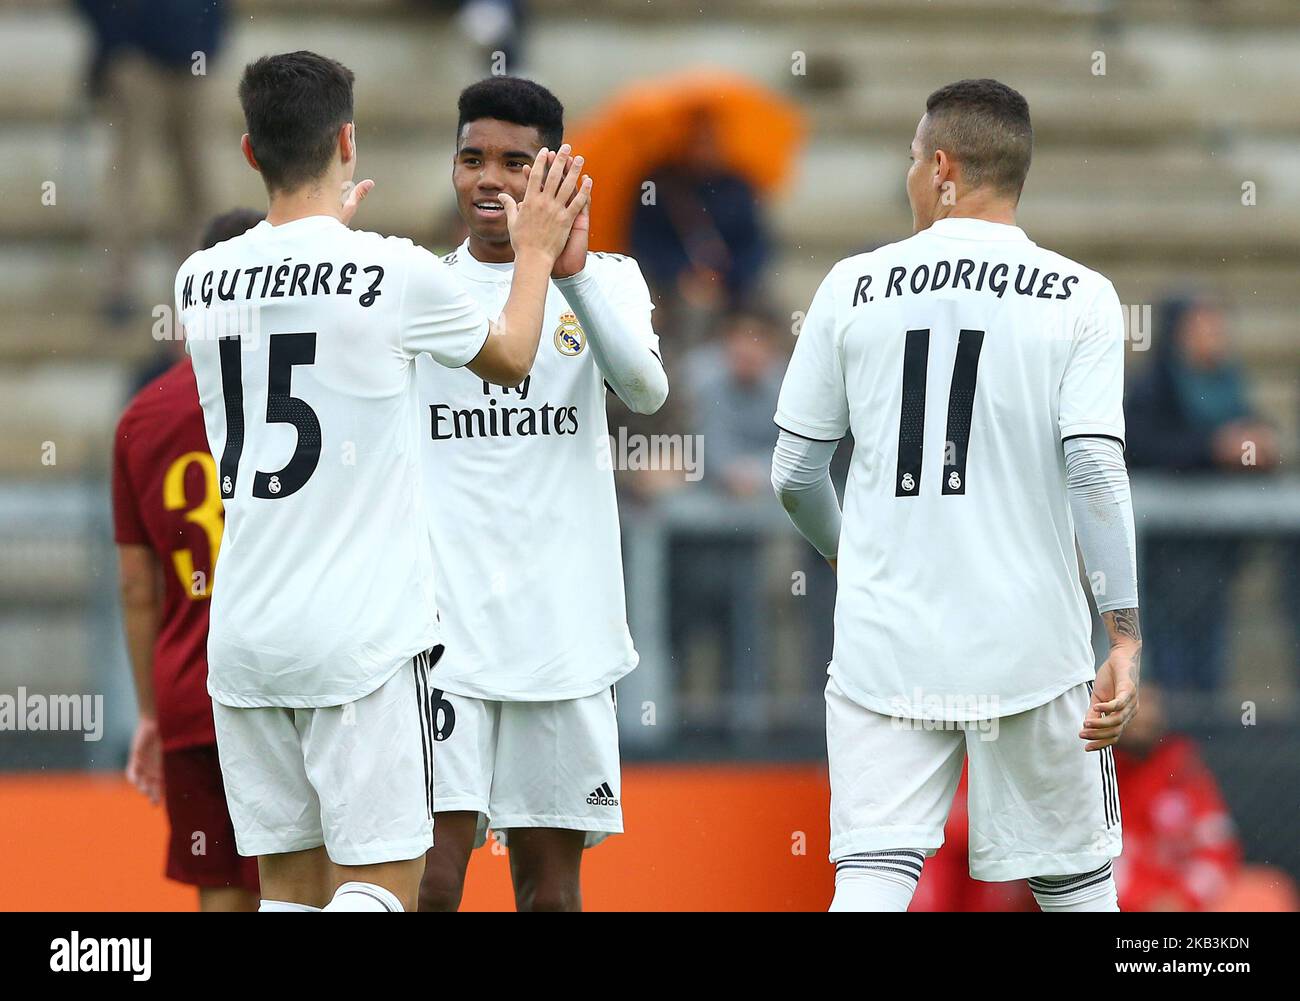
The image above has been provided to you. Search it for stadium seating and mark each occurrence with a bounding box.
[0,0,1296,775]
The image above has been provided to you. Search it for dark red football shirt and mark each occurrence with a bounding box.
[112,359,221,751]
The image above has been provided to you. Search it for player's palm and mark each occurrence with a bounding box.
[553,197,590,279]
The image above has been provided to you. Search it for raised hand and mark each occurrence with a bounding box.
[502,144,591,265]
[340,178,375,227]
[552,171,591,279]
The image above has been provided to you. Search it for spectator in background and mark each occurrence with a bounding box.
[630,109,770,344]
[1126,295,1280,690]
[416,1,527,70]
[1112,684,1297,911]
[688,307,786,496]
[76,0,226,325]
[667,310,791,738]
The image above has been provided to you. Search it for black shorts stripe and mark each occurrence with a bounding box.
[1085,681,1120,828]
[1098,740,1112,826]
[413,652,434,821]
[425,653,437,818]
[1104,745,1120,827]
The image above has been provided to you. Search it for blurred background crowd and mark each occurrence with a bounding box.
[1,0,1297,910]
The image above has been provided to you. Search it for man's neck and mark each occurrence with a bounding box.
[935,193,1018,227]
[468,234,515,265]
[265,180,346,226]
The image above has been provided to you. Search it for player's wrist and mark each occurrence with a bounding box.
[551,258,589,282]
[513,246,556,273]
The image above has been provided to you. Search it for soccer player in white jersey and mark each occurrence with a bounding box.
[177,52,589,913]
[771,79,1141,912]
[414,78,667,912]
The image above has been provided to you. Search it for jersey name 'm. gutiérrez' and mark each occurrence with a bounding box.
[181,258,387,310]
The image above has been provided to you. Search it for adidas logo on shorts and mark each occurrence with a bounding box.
[586,782,619,807]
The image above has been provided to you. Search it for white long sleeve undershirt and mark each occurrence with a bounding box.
[770,429,842,558]
[1064,435,1139,613]
[553,266,668,415]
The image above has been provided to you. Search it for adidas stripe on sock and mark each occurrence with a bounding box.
[830,850,926,912]
[1029,861,1119,912]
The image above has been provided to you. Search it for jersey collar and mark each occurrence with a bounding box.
[449,239,517,282]
[926,218,1031,242]
[253,215,346,234]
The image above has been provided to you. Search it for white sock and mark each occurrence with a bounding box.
[323,881,404,912]
[1029,861,1119,912]
[829,850,925,912]
[259,899,321,912]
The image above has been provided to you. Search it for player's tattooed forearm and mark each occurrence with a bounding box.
[1103,607,1141,644]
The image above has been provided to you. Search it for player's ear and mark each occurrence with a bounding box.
[340,122,356,165]
[932,148,952,191]
[240,134,261,174]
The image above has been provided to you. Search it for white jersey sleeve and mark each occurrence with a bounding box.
[775,268,850,441]
[1058,279,1126,444]
[554,254,666,414]
[397,244,490,368]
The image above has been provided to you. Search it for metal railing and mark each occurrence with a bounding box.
[2,474,1297,762]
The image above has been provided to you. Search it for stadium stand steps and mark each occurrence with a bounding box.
[0,0,1296,473]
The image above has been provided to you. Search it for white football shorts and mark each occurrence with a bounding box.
[213,651,438,866]
[826,675,1122,882]
[430,685,623,849]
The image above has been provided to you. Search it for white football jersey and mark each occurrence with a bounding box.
[415,243,652,701]
[776,217,1126,721]
[177,216,489,707]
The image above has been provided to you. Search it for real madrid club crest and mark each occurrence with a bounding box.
[553,310,585,356]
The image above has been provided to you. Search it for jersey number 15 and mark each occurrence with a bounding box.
[216,332,322,501]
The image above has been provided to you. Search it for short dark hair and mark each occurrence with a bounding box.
[199,208,265,251]
[456,76,564,151]
[922,79,1033,198]
[239,51,355,192]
